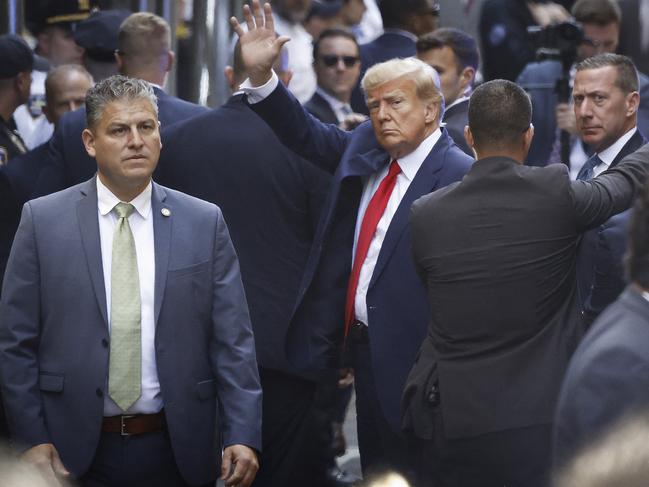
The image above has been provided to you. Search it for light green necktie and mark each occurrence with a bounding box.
[108,202,142,411]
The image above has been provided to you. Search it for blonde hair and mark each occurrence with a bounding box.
[361,57,444,115]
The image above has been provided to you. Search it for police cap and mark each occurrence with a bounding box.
[25,0,95,35]
[74,10,131,62]
[0,35,34,79]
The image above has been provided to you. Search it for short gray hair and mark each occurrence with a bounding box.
[85,74,158,128]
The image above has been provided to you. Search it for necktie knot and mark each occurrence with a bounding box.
[114,202,135,220]
[577,154,603,181]
[388,159,402,178]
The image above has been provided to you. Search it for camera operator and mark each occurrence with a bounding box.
[517,0,649,171]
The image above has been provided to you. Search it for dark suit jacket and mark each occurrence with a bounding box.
[156,94,332,377]
[250,81,474,432]
[351,31,417,114]
[618,0,649,75]
[554,286,649,467]
[517,60,649,166]
[0,179,262,484]
[304,91,339,125]
[443,99,472,156]
[40,87,207,194]
[403,146,649,441]
[577,130,647,325]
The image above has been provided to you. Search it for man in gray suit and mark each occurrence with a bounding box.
[0,75,261,487]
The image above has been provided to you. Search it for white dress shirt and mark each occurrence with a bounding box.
[352,129,441,325]
[592,127,637,177]
[273,14,316,103]
[97,177,162,416]
[316,88,353,123]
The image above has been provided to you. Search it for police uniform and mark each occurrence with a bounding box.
[0,34,33,166]
[16,0,94,149]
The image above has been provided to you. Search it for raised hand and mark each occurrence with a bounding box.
[230,0,290,86]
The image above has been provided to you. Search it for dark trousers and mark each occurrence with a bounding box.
[417,408,552,487]
[353,342,417,481]
[80,430,211,487]
[251,368,330,487]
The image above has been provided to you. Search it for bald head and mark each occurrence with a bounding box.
[43,64,94,125]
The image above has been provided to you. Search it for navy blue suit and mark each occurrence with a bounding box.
[554,286,649,468]
[351,31,417,114]
[577,130,647,326]
[249,81,473,474]
[517,60,649,166]
[155,94,334,486]
[443,99,472,156]
[304,91,339,125]
[40,87,207,194]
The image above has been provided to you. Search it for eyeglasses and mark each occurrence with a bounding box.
[320,54,360,68]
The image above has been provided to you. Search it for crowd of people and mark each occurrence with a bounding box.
[1,0,649,486]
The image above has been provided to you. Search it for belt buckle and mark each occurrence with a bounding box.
[120,414,136,436]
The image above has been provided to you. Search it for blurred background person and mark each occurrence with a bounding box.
[271,0,317,103]
[306,29,363,126]
[617,0,649,75]
[350,0,440,114]
[304,0,367,40]
[16,0,94,150]
[479,0,570,82]
[73,9,131,82]
[416,27,479,156]
[554,164,649,471]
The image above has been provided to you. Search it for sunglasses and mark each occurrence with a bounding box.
[320,54,360,68]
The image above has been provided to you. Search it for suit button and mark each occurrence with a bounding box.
[101,338,108,348]
[428,385,439,404]
[96,388,103,398]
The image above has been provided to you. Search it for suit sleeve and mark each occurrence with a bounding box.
[208,209,262,451]
[571,144,649,230]
[248,81,351,174]
[0,202,51,450]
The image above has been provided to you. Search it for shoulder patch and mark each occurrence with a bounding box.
[0,146,8,166]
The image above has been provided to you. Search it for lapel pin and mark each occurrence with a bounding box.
[161,208,171,217]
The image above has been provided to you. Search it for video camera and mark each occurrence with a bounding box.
[527,20,583,67]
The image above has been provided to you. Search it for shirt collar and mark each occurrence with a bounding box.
[316,88,350,113]
[97,176,153,219]
[395,128,442,181]
[597,127,637,167]
[382,28,418,42]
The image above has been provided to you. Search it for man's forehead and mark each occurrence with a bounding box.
[574,66,618,86]
[102,99,158,122]
[367,78,415,100]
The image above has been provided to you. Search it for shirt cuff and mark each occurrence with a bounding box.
[240,71,279,104]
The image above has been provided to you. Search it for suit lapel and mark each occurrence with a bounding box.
[369,134,449,287]
[151,182,171,325]
[340,148,388,179]
[610,130,647,167]
[77,177,109,327]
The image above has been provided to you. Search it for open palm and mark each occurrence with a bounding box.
[230,0,290,86]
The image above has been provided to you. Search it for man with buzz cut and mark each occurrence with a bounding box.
[0,75,261,487]
[403,78,649,486]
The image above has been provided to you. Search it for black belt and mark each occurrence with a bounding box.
[349,321,369,344]
[102,411,165,436]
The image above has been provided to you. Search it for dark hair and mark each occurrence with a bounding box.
[379,0,439,29]
[468,79,532,150]
[416,27,480,72]
[627,179,649,288]
[576,53,639,94]
[312,28,359,60]
[571,0,621,26]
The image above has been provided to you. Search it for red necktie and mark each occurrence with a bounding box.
[344,160,402,336]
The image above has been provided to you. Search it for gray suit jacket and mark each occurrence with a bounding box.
[0,178,262,484]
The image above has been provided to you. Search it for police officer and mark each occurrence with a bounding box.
[74,9,131,82]
[0,35,33,166]
[15,0,94,149]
